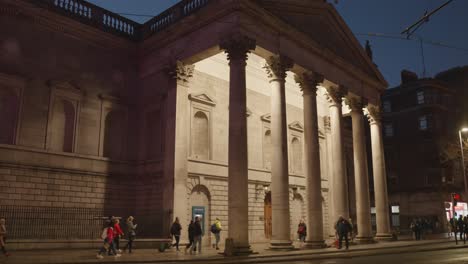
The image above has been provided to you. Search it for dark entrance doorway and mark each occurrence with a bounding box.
[264,192,272,239]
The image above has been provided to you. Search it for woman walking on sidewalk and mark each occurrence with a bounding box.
[185,220,195,253]
[171,217,182,251]
[123,216,137,253]
[0,218,10,257]
[97,221,120,259]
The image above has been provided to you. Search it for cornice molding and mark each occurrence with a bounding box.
[188,93,216,106]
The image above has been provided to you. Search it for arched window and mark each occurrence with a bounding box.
[50,99,75,152]
[291,137,303,173]
[192,111,209,159]
[0,88,19,144]
[264,130,272,169]
[103,111,125,159]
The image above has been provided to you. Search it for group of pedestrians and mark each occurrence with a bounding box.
[0,218,10,257]
[449,215,468,243]
[96,216,137,259]
[170,216,222,254]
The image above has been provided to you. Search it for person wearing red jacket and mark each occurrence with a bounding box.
[113,219,124,253]
[97,222,120,259]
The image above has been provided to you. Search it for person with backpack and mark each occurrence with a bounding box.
[97,221,120,259]
[170,217,182,251]
[211,218,222,250]
[185,220,195,253]
[297,219,307,244]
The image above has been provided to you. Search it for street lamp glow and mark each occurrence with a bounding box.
[461,128,468,133]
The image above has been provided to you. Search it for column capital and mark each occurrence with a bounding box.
[263,55,294,81]
[345,96,368,114]
[325,85,347,107]
[219,33,256,62]
[294,71,324,95]
[366,105,382,125]
[166,60,194,85]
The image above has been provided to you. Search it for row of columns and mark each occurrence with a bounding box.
[172,34,392,254]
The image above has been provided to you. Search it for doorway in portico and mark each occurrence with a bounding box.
[264,192,272,239]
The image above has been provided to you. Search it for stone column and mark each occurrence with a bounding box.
[294,71,326,248]
[164,61,194,239]
[367,105,393,240]
[346,97,373,243]
[325,86,349,223]
[220,34,256,255]
[264,55,294,250]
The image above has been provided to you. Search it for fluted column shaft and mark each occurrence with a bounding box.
[220,35,256,254]
[367,106,392,240]
[326,86,349,223]
[347,97,373,242]
[264,55,294,250]
[295,71,325,248]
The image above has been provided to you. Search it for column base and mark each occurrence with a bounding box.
[303,240,326,249]
[269,240,294,250]
[374,233,395,241]
[224,238,253,256]
[354,236,376,244]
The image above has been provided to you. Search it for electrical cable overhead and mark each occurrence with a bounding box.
[401,0,454,38]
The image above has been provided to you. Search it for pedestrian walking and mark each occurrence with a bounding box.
[0,218,10,257]
[191,216,203,254]
[112,218,124,253]
[185,220,195,253]
[297,219,307,244]
[335,216,351,250]
[97,221,120,259]
[348,218,354,242]
[170,217,182,251]
[457,215,464,241]
[123,216,137,253]
[211,218,222,250]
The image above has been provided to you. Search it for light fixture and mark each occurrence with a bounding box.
[461,127,468,133]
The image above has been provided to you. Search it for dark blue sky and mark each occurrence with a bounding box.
[87,0,468,87]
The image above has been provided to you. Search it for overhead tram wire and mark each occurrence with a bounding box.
[401,0,454,38]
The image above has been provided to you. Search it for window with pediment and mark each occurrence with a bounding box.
[289,121,304,174]
[46,82,81,153]
[99,94,127,160]
[189,93,215,160]
[0,74,24,145]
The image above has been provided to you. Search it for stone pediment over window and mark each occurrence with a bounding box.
[288,121,304,132]
[261,113,271,123]
[99,93,123,104]
[47,80,80,92]
[188,93,216,106]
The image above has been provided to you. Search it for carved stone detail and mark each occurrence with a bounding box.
[263,55,294,81]
[325,85,347,107]
[323,116,331,132]
[167,60,194,84]
[345,96,368,113]
[219,34,256,62]
[366,105,382,124]
[294,71,324,94]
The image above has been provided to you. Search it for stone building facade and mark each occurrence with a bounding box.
[0,0,390,250]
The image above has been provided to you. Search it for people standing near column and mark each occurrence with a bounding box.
[211,218,222,250]
[191,216,203,254]
[171,217,182,251]
[185,220,195,253]
[297,219,307,244]
[123,216,137,254]
[0,218,10,257]
[336,216,351,250]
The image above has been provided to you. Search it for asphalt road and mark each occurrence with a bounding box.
[278,248,468,264]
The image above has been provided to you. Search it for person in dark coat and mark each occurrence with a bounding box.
[297,219,307,243]
[191,217,203,254]
[170,217,182,251]
[185,220,195,253]
[336,216,351,250]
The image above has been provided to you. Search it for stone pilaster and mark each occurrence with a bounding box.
[163,60,194,240]
[294,71,326,248]
[219,34,256,255]
[264,55,294,250]
[346,96,374,243]
[325,85,349,223]
[366,105,393,240]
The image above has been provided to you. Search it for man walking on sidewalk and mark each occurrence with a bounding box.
[191,217,203,254]
[336,216,351,250]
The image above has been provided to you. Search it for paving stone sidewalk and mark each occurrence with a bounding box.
[0,235,464,264]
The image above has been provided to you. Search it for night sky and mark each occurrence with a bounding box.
[86,0,468,88]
